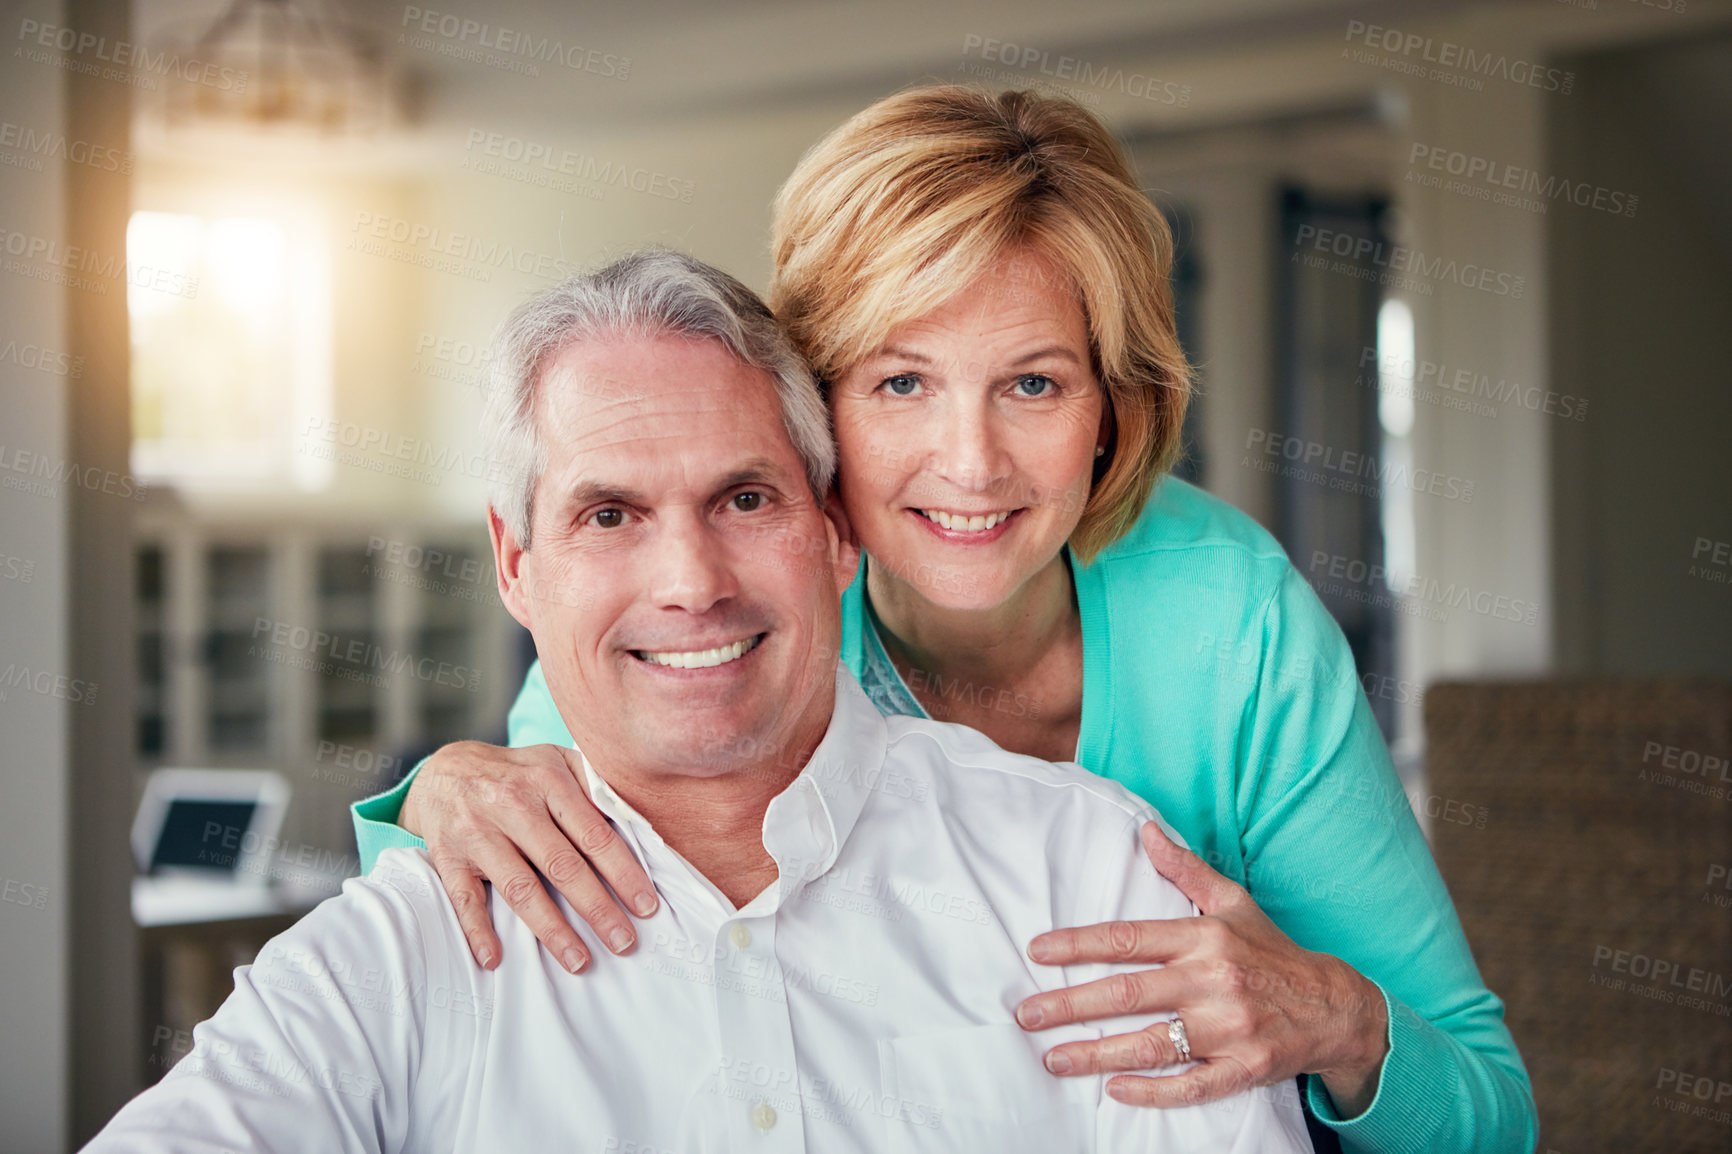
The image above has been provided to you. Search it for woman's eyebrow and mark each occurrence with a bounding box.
[1006,344,1084,369]
[872,346,936,366]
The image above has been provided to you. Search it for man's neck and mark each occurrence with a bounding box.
[587,712,833,910]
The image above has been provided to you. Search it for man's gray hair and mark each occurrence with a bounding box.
[483,249,836,545]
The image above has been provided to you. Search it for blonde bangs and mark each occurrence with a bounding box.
[771,85,1191,562]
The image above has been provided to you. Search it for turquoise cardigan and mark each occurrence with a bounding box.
[353,477,1535,1153]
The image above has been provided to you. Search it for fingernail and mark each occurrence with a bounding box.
[562,947,586,974]
[608,928,634,954]
[1027,937,1052,962]
[1016,1002,1044,1029]
[1107,1081,1130,1102]
[1045,1051,1072,1075]
[633,892,658,917]
[477,947,497,969]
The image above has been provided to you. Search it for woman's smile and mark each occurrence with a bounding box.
[911,505,1024,541]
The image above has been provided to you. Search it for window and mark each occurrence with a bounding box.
[127,210,331,488]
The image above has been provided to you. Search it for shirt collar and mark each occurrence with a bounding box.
[577,664,887,912]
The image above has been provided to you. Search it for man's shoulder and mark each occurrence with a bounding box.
[289,847,454,954]
[366,846,446,904]
[881,713,1169,839]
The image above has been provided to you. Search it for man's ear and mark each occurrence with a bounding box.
[822,486,861,598]
[487,505,535,631]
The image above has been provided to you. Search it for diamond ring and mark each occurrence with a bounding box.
[1167,1016,1192,1063]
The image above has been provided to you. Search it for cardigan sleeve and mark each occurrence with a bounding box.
[351,661,575,875]
[1232,565,1536,1153]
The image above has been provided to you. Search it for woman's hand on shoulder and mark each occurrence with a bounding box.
[1015,821,1390,1117]
[400,741,659,974]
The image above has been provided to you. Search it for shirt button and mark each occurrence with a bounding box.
[751,1102,777,1131]
[729,923,752,950]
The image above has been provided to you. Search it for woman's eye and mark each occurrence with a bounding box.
[732,492,763,512]
[592,508,625,528]
[1015,374,1056,398]
[881,373,920,396]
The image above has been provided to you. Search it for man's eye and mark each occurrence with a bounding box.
[881,373,920,396]
[592,508,625,528]
[1015,374,1056,397]
[732,492,763,512]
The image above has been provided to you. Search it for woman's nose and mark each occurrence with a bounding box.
[929,397,1011,494]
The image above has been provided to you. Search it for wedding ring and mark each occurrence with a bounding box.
[1167,1016,1192,1063]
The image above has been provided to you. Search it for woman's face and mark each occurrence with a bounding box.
[831,247,1106,612]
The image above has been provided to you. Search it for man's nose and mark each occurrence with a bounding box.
[646,513,739,614]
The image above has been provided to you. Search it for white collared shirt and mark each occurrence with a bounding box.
[88,668,1311,1153]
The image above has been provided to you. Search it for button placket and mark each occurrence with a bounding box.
[714,913,803,1151]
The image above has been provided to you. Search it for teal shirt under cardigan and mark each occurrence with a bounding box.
[352,477,1536,1154]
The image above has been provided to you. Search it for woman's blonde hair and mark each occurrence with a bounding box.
[769,85,1191,563]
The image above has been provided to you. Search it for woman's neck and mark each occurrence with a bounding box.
[866,552,1078,693]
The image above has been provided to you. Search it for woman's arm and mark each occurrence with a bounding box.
[349,661,657,972]
[1015,565,1536,1154]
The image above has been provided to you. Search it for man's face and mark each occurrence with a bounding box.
[491,331,852,780]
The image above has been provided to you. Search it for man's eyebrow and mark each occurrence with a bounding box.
[557,460,792,508]
[712,459,793,493]
[561,481,645,508]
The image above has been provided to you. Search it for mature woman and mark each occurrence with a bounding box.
[354,87,1534,1151]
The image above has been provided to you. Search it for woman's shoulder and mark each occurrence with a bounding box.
[1085,476,1293,592]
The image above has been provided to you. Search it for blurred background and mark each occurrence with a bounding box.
[1,0,1729,1149]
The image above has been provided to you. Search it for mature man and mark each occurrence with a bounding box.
[87,252,1309,1152]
